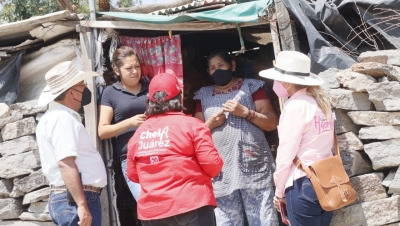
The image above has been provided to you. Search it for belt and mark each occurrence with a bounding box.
[50,185,103,194]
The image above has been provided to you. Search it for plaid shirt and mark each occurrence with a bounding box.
[194,79,275,198]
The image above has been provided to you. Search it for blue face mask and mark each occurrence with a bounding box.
[211,69,233,86]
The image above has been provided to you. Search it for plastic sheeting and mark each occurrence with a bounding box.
[99,0,272,24]
[284,0,400,74]
[0,53,22,105]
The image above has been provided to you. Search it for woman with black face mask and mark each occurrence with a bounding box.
[194,51,279,226]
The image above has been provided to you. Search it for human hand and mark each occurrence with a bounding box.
[207,110,226,129]
[77,205,92,226]
[222,100,247,118]
[273,196,285,212]
[130,114,146,127]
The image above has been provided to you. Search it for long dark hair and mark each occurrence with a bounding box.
[146,91,183,115]
[111,46,141,81]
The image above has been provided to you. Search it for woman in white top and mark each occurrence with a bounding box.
[259,51,334,226]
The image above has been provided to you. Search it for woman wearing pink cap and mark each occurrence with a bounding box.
[259,51,334,226]
[126,71,223,226]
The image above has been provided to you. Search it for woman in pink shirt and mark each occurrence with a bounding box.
[259,51,334,226]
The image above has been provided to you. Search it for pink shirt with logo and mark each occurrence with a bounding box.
[274,88,334,198]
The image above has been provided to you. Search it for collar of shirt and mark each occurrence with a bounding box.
[112,80,149,96]
[284,88,308,108]
[49,102,82,123]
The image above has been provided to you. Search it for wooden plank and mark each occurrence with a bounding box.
[56,19,269,31]
[0,11,71,38]
[79,31,111,226]
[274,0,299,51]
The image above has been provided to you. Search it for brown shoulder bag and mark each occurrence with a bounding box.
[293,130,357,211]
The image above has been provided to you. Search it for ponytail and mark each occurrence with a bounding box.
[307,86,332,121]
[294,85,332,120]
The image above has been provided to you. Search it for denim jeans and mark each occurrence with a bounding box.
[141,206,216,226]
[285,177,333,226]
[121,159,141,200]
[48,191,102,226]
[214,188,278,226]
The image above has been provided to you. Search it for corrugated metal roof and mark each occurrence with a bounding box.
[150,0,237,15]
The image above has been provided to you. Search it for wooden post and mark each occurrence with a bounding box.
[78,25,111,226]
[274,0,300,51]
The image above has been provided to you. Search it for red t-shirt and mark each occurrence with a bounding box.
[195,87,269,113]
[127,112,223,220]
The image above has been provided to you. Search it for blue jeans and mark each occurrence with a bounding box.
[48,191,102,226]
[285,177,333,226]
[121,159,141,200]
[141,206,216,226]
[214,188,278,226]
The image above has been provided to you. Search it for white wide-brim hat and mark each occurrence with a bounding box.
[38,61,99,106]
[259,51,324,86]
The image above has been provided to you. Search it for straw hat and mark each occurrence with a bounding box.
[38,61,99,106]
[259,51,323,86]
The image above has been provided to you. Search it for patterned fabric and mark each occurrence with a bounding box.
[119,35,183,80]
[214,188,278,226]
[193,78,275,198]
[212,78,244,95]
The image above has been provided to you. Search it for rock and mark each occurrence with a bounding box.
[366,82,400,111]
[331,195,400,226]
[341,149,373,177]
[350,172,387,204]
[330,89,373,110]
[28,202,49,213]
[13,169,49,194]
[351,62,385,77]
[383,169,396,187]
[389,167,400,194]
[0,114,23,129]
[337,132,363,151]
[0,135,38,157]
[0,151,41,179]
[334,109,360,134]
[335,70,376,92]
[351,62,399,78]
[347,111,400,126]
[0,198,23,220]
[358,50,400,65]
[318,68,341,89]
[22,187,50,205]
[9,100,47,116]
[19,212,51,221]
[359,126,400,140]
[1,117,36,141]
[0,179,13,198]
[0,103,11,119]
[0,221,54,226]
[364,139,400,170]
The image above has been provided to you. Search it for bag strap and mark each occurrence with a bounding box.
[293,129,339,175]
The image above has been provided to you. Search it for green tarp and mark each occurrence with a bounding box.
[98,0,273,24]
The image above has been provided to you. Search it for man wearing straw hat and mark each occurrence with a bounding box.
[36,61,107,226]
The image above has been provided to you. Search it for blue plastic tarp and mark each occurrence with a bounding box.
[99,0,273,24]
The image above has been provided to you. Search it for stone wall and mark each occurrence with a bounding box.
[0,100,52,225]
[324,50,400,226]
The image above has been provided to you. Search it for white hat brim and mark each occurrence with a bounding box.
[38,71,99,106]
[259,68,324,86]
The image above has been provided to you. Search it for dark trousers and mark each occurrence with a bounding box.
[285,177,333,226]
[141,206,216,226]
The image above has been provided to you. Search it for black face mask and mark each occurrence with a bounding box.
[72,87,92,108]
[211,69,233,86]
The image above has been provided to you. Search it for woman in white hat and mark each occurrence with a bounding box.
[259,51,334,226]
